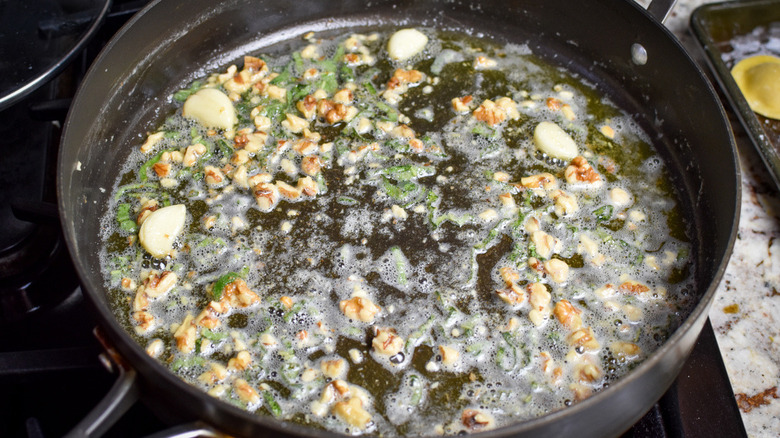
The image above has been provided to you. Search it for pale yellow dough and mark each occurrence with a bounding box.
[732,54,780,120]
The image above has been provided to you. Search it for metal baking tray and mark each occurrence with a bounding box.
[691,0,780,189]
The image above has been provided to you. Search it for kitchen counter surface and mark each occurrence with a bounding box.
[647,0,780,436]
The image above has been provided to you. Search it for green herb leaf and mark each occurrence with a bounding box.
[593,205,614,223]
[116,203,137,232]
[211,270,246,301]
[432,212,472,228]
[173,80,202,102]
[138,149,168,182]
[263,391,283,417]
[201,327,229,342]
[391,246,408,286]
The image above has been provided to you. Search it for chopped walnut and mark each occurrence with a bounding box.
[531,230,558,259]
[473,99,506,126]
[145,339,164,358]
[496,283,525,306]
[387,68,424,91]
[321,358,348,379]
[280,296,294,310]
[254,115,272,131]
[492,171,510,182]
[546,97,563,111]
[561,104,576,121]
[194,306,220,329]
[136,198,159,226]
[293,139,318,156]
[277,180,302,200]
[332,396,372,429]
[300,156,322,176]
[322,101,358,124]
[543,258,569,283]
[297,176,318,196]
[132,311,154,334]
[553,300,583,331]
[260,333,278,348]
[121,277,136,291]
[173,314,197,353]
[182,143,206,167]
[568,326,600,351]
[266,85,287,101]
[219,278,260,308]
[391,124,416,139]
[439,345,460,366]
[234,378,260,404]
[231,165,249,189]
[242,132,267,153]
[461,409,494,431]
[520,172,558,190]
[609,187,632,207]
[499,266,520,285]
[575,362,602,383]
[527,257,544,273]
[231,149,250,166]
[372,327,403,356]
[228,350,252,371]
[498,192,516,209]
[252,181,280,211]
[495,97,520,120]
[551,189,579,216]
[204,166,225,186]
[473,55,497,70]
[570,382,593,401]
[333,88,354,104]
[153,161,171,178]
[297,95,318,119]
[143,271,177,298]
[243,55,267,74]
[282,113,309,133]
[140,131,164,154]
[340,296,380,322]
[198,362,228,385]
[619,280,650,295]
[565,156,601,184]
[451,95,473,113]
[610,341,641,359]
[527,283,551,326]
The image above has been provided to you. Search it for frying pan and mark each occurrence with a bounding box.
[58,0,740,436]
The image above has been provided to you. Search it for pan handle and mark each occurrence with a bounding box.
[63,360,224,438]
[64,327,225,438]
[646,0,677,24]
[64,360,140,438]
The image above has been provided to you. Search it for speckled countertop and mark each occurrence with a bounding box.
[638,0,780,436]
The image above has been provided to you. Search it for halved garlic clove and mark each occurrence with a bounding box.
[533,121,578,160]
[139,204,186,258]
[182,88,237,130]
[387,28,428,61]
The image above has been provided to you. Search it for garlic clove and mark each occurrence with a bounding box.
[139,204,186,258]
[533,121,578,160]
[182,88,237,130]
[387,28,428,61]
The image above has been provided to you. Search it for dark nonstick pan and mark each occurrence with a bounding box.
[58,0,739,437]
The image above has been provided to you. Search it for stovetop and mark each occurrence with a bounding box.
[0,1,748,437]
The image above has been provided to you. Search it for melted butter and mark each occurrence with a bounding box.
[99,28,696,436]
